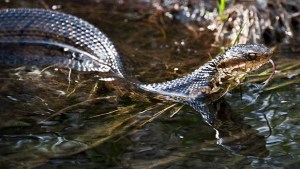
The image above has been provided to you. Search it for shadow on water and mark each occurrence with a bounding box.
[0,0,300,168]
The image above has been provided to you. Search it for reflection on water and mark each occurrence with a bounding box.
[202,98,269,157]
[0,0,300,168]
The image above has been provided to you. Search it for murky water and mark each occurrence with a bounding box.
[0,0,300,168]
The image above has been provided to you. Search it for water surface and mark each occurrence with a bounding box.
[0,1,300,168]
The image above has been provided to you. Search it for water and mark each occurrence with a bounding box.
[0,0,300,168]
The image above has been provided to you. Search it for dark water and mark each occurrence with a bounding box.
[0,1,300,168]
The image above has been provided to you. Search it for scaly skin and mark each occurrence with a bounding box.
[140,44,272,100]
[0,8,273,101]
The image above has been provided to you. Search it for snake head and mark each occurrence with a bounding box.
[215,44,273,75]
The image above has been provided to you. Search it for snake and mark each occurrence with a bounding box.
[0,8,274,102]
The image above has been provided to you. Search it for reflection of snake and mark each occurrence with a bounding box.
[0,8,273,100]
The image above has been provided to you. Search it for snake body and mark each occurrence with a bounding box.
[0,8,273,100]
[0,8,123,76]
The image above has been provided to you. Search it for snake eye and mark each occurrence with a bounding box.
[248,53,257,60]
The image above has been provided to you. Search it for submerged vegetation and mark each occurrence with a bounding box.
[0,0,299,168]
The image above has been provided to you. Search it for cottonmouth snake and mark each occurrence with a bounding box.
[0,8,273,102]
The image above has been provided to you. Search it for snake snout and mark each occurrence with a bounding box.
[216,44,273,75]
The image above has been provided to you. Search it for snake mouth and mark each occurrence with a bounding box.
[216,56,272,75]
